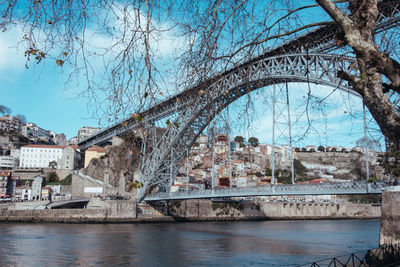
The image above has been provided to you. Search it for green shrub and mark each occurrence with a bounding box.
[60,174,72,185]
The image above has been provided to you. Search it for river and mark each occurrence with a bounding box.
[0,219,379,266]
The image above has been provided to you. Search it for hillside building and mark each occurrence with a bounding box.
[0,171,14,198]
[0,156,18,169]
[0,116,23,134]
[21,122,52,140]
[31,176,44,201]
[19,144,80,169]
[78,126,101,142]
[14,186,31,201]
[84,146,106,168]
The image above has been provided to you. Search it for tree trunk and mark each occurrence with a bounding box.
[317,0,400,150]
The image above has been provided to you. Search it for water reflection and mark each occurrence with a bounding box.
[0,220,379,266]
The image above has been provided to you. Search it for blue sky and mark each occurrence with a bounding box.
[0,27,384,149]
[0,2,385,149]
[0,28,101,139]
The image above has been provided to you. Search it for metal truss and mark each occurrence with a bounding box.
[143,181,387,201]
[75,1,400,202]
[77,0,400,151]
[136,53,357,201]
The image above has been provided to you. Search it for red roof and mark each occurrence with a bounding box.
[22,144,79,150]
[87,146,106,152]
[23,144,67,149]
[309,179,329,184]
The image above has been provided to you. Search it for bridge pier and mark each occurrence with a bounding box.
[380,186,400,245]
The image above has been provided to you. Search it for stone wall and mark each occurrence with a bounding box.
[71,173,103,198]
[12,169,71,181]
[380,187,400,245]
[0,199,380,223]
[152,200,380,221]
[0,200,137,223]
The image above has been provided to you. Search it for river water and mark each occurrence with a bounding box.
[0,219,379,266]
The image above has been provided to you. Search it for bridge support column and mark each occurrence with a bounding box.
[363,103,370,184]
[380,186,400,245]
[271,83,295,184]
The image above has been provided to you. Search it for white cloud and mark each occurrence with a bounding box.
[0,27,26,72]
[228,83,376,147]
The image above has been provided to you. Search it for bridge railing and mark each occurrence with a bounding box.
[144,181,388,201]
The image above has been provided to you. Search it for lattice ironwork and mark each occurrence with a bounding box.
[75,1,400,201]
[136,53,357,201]
[77,0,400,151]
[143,181,387,201]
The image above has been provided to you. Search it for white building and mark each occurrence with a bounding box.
[20,145,63,169]
[67,136,78,145]
[77,126,101,142]
[10,149,20,159]
[14,186,31,201]
[0,156,18,169]
[22,122,52,140]
[196,135,209,149]
[19,144,80,169]
[31,176,43,200]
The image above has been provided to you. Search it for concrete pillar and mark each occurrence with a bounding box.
[103,169,110,200]
[119,172,125,195]
[380,186,400,245]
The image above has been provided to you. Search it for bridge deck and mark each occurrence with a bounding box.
[144,182,387,201]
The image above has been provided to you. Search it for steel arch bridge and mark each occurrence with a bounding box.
[76,1,400,202]
[136,53,357,201]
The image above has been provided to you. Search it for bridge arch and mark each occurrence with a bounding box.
[137,53,357,201]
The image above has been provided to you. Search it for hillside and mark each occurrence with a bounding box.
[82,141,141,191]
[296,151,385,181]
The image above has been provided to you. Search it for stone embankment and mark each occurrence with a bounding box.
[380,186,400,245]
[157,200,380,221]
[0,199,380,223]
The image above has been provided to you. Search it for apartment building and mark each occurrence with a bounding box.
[0,171,14,198]
[0,116,23,133]
[21,122,52,140]
[19,144,80,169]
[0,156,18,169]
[77,126,101,142]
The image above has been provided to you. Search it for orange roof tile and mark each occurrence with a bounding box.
[23,144,66,149]
[87,146,106,152]
[309,179,329,184]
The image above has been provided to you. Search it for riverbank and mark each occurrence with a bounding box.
[0,200,381,223]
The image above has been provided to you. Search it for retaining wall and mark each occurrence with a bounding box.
[380,187,400,245]
[0,199,380,223]
[163,200,380,221]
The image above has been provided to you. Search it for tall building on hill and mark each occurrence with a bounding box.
[67,136,78,145]
[55,133,67,146]
[78,126,101,142]
[21,122,52,140]
[0,116,23,134]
